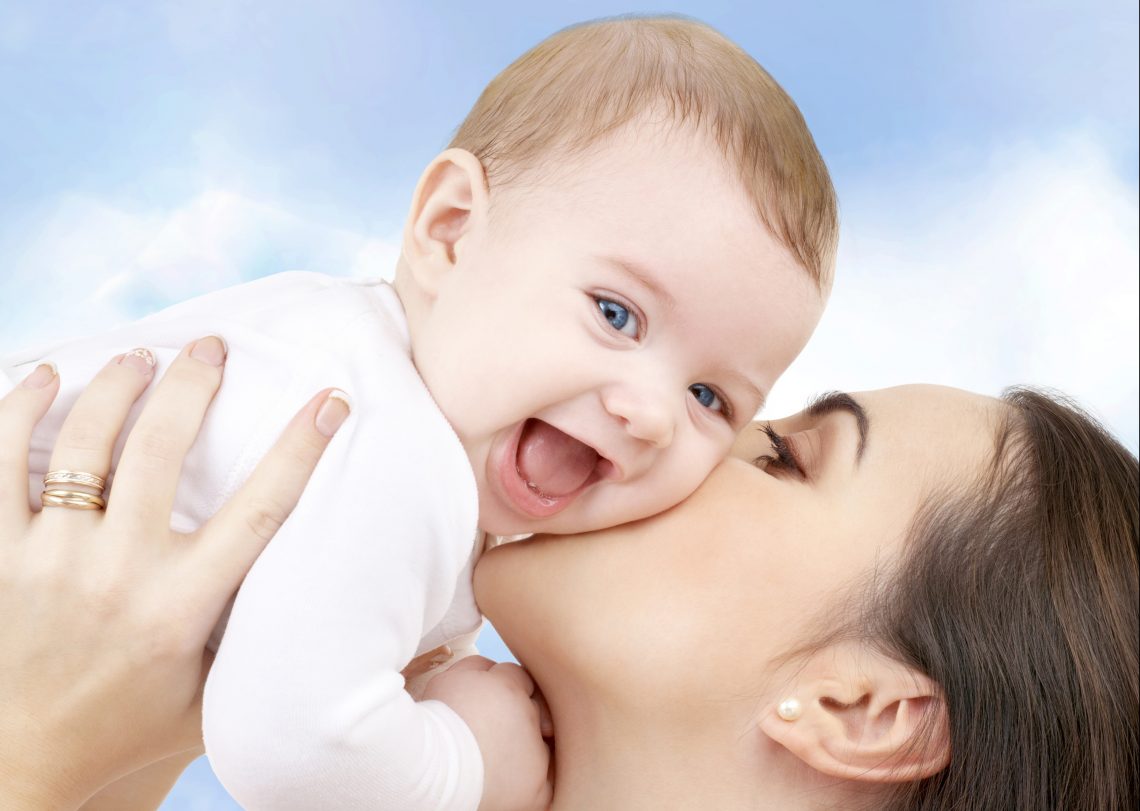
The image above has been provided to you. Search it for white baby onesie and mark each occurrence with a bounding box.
[1,272,486,810]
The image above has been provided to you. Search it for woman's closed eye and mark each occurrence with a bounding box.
[595,296,642,339]
[755,423,806,479]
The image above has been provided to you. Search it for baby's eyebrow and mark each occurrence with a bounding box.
[596,254,678,312]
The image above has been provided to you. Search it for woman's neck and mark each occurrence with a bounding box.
[546,704,883,810]
[549,712,759,810]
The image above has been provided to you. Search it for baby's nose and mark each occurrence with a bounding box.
[603,386,675,448]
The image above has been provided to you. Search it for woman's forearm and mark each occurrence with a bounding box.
[77,751,199,811]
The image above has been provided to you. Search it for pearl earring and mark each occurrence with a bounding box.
[777,698,802,721]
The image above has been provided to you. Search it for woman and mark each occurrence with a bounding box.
[476,385,1138,809]
[4,355,1137,808]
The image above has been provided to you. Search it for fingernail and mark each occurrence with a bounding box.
[190,335,227,367]
[117,348,156,376]
[315,390,351,438]
[20,362,57,389]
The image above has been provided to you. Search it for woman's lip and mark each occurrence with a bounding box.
[490,420,600,520]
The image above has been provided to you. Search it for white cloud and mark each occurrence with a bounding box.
[766,131,1139,451]
[0,189,401,350]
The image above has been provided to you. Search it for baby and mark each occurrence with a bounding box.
[3,16,836,811]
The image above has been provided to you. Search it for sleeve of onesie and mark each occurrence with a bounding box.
[196,283,485,811]
[1,273,485,811]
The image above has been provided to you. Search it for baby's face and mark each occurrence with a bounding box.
[413,123,825,536]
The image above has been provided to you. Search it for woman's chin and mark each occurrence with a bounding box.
[474,532,574,649]
[472,539,526,622]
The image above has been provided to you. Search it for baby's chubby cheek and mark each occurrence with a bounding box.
[620,447,726,525]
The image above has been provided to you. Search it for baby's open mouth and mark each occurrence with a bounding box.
[515,418,601,500]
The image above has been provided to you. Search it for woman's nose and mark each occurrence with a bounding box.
[602,385,675,448]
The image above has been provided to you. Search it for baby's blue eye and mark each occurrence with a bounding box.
[689,383,724,412]
[596,298,639,338]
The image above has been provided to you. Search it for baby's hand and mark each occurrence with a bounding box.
[424,656,553,811]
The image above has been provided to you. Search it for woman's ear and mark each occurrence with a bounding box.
[758,643,949,783]
[401,148,489,297]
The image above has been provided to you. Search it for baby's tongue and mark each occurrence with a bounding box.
[516,419,599,498]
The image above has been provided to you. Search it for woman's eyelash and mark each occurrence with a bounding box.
[756,423,805,478]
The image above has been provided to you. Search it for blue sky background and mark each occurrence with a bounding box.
[1,1,1136,807]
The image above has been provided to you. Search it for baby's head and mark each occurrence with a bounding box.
[395,16,837,536]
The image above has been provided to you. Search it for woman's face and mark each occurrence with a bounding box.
[474,384,1004,711]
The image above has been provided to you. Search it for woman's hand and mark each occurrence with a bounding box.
[0,338,350,810]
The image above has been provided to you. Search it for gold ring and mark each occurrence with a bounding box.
[44,470,107,491]
[41,490,106,510]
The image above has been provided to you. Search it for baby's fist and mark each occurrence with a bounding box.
[424,656,552,811]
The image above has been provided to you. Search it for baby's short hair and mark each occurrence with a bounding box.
[450,15,839,290]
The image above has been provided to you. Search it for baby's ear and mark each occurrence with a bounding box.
[402,148,489,296]
[757,642,950,784]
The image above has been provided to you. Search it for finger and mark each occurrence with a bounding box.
[489,661,536,696]
[109,337,226,527]
[45,349,156,490]
[0,364,60,527]
[533,687,554,738]
[193,388,351,601]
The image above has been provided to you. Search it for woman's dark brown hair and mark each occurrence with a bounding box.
[868,388,1138,810]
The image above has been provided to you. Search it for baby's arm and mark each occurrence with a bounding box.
[202,418,485,809]
[202,299,488,809]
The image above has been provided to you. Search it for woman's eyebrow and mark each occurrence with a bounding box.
[806,391,870,462]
